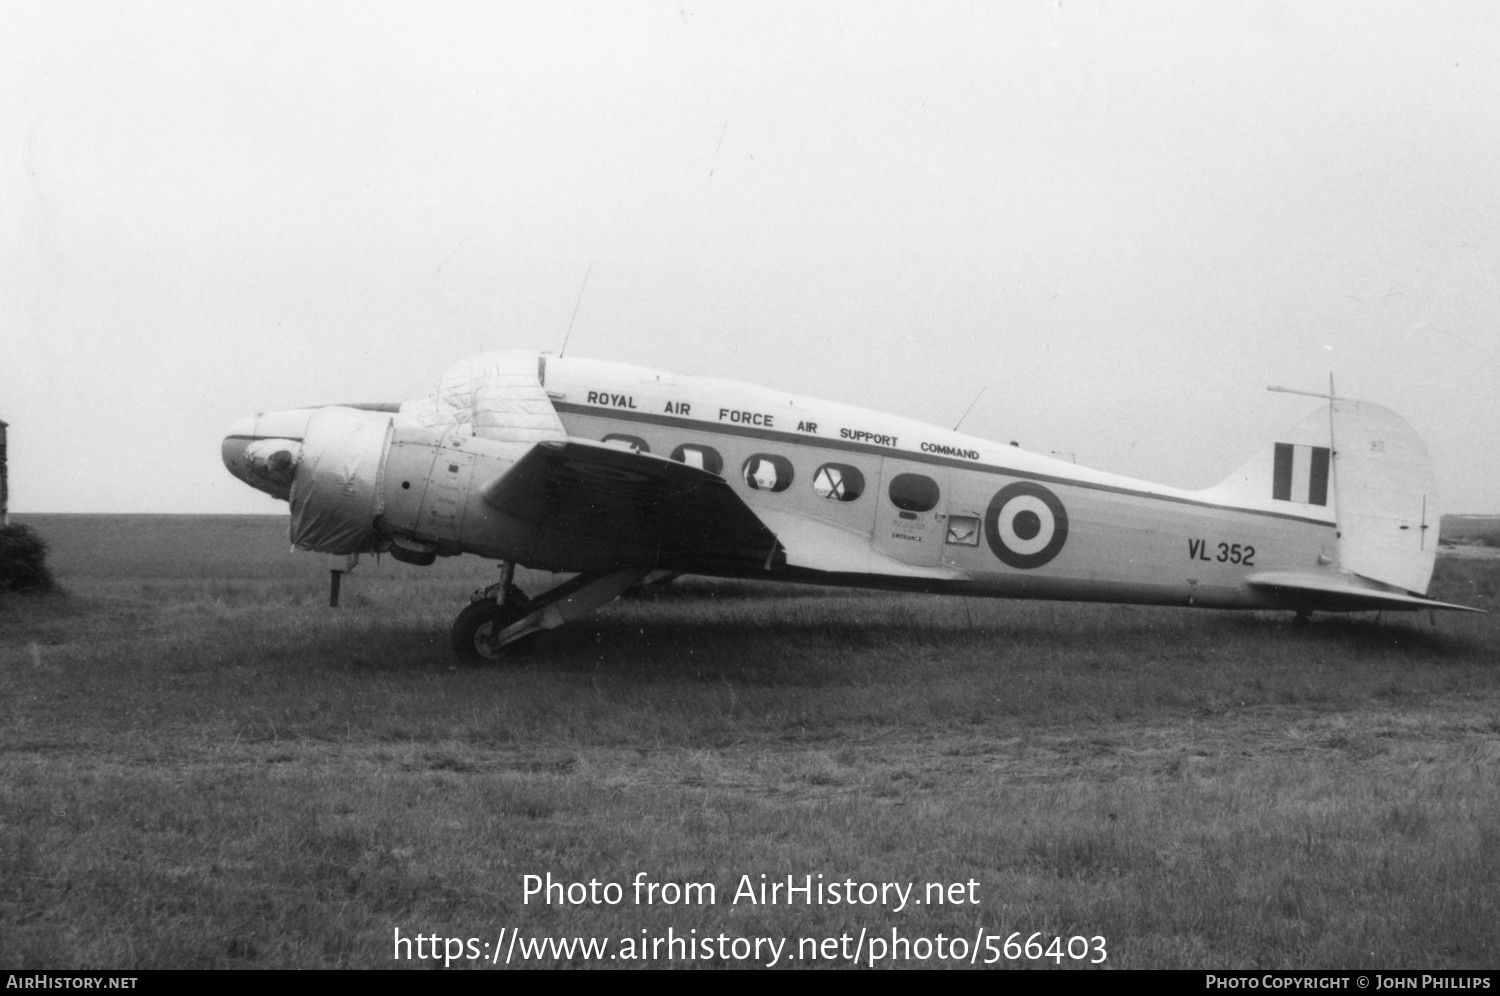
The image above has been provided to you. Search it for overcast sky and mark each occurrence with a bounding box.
[4,1,1497,515]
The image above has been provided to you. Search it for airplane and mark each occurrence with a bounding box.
[221,350,1480,663]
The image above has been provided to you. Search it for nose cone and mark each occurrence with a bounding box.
[222,409,316,501]
[222,416,260,489]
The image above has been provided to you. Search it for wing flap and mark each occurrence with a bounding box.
[481,440,781,570]
[1245,571,1482,614]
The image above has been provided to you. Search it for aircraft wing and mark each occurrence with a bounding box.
[1245,571,1483,614]
[480,439,782,571]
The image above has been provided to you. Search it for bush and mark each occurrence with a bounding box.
[0,523,56,593]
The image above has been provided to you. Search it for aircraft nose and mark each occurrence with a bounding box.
[221,409,315,501]
[222,416,259,485]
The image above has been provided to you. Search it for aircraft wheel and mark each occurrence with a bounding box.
[451,598,530,665]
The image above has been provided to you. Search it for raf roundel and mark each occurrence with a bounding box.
[985,482,1069,569]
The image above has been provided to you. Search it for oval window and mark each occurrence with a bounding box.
[888,472,940,512]
[812,463,865,502]
[671,444,723,475]
[601,434,649,454]
[743,454,794,492]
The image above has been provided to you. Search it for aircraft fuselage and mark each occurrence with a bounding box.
[429,355,1339,610]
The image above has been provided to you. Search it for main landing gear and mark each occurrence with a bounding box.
[449,563,664,665]
[450,586,534,663]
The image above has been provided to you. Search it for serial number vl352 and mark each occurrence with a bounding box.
[1188,538,1256,566]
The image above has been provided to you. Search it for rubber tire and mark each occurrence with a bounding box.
[450,598,529,665]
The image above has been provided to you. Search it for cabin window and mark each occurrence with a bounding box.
[812,463,865,502]
[671,444,723,475]
[743,454,794,492]
[601,434,649,454]
[888,472,940,512]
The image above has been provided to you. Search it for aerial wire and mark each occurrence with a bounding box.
[559,261,593,358]
[953,385,987,431]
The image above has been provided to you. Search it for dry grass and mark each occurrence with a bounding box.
[2,514,1497,968]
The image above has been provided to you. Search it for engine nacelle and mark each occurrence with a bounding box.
[288,407,394,554]
[376,427,528,559]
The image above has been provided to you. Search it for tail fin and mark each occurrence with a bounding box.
[1207,400,1441,595]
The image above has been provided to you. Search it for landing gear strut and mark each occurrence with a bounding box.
[448,564,665,665]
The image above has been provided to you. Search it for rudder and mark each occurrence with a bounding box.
[1330,400,1440,594]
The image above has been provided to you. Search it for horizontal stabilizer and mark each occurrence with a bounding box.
[1246,571,1482,614]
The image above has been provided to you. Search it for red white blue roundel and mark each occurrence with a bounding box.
[985,482,1069,569]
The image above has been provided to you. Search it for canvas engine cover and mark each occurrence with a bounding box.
[288,407,393,554]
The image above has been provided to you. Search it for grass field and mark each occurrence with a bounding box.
[2,514,1498,969]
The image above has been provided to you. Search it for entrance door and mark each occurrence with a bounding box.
[871,458,947,567]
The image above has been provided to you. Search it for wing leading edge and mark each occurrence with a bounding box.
[480,439,783,572]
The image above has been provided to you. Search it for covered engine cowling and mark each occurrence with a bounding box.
[288,407,394,554]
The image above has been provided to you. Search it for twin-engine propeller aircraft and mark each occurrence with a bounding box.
[222,351,1478,663]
